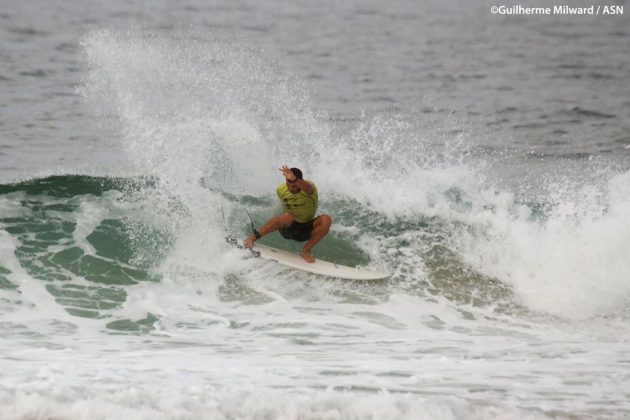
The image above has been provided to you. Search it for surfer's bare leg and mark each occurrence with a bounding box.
[300,214,332,263]
[243,212,294,248]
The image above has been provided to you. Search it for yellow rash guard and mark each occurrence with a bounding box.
[276,181,318,223]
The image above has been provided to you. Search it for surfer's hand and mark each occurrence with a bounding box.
[243,235,256,249]
[280,165,296,182]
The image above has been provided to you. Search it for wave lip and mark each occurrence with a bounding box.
[457,170,630,320]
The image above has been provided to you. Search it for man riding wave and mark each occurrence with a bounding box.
[243,165,332,263]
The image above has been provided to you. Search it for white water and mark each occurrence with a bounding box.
[82,29,630,321]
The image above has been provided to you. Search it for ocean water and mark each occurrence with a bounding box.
[1,0,629,419]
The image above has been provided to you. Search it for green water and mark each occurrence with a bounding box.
[0,175,521,332]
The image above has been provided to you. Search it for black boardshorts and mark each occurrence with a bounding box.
[279,219,314,242]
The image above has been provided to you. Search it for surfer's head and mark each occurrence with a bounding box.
[286,167,303,193]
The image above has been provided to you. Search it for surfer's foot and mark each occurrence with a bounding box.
[300,249,316,263]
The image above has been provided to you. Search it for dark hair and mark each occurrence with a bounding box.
[290,167,303,180]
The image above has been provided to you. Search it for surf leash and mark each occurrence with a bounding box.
[221,207,261,257]
[242,208,262,257]
[244,208,262,240]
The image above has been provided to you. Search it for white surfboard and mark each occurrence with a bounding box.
[251,243,390,280]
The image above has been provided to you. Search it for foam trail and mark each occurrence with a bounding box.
[79,29,334,271]
[0,388,549,420]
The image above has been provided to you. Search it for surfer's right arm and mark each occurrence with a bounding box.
[243,212,295,249]
[243,232,259,249]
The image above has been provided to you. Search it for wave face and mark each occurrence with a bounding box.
[2,164,628,325]
[75,29,630,321]
[1,29,629,420]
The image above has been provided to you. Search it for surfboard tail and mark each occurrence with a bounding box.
[225,236,261,258]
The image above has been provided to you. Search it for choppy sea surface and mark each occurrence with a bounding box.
[1,1,629,419]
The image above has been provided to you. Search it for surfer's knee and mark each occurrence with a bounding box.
[277,212,295,227]
[317,214,332,230]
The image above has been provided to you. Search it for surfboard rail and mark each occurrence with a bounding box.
[226,237,390,280]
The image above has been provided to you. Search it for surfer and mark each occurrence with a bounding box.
[243,165,332,263]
